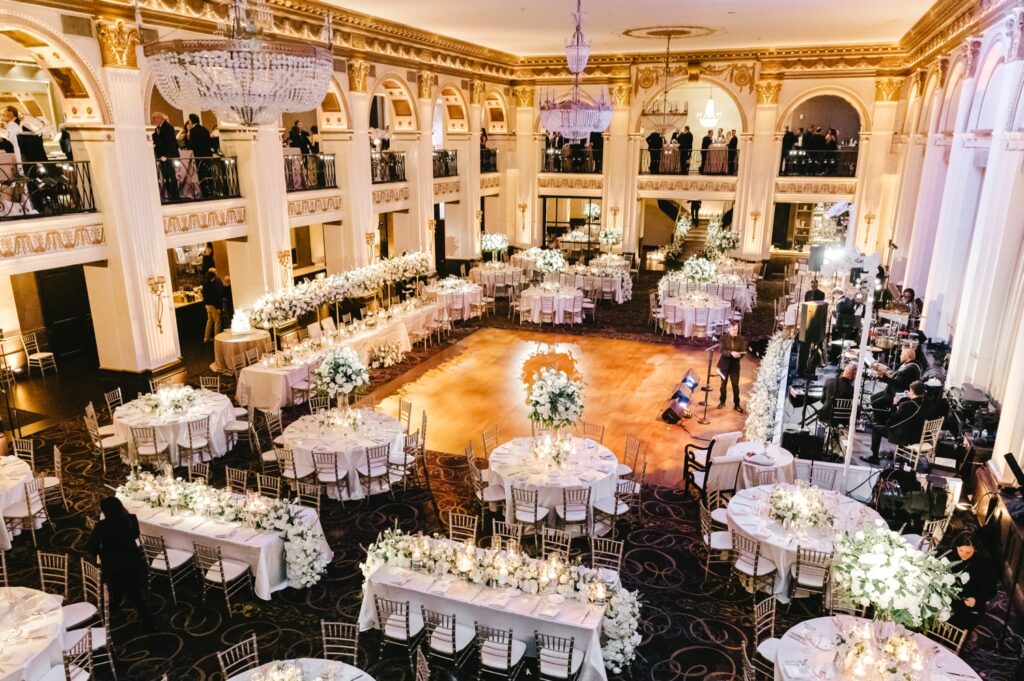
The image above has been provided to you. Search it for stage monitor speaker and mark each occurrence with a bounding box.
[808,245,826,272]
[798,301,828,344]
[661,403,684,424]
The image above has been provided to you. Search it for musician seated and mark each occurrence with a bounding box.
[869,347,922,415]
[833,290,861,341]
[864,380,925,465]
[897,287,923,326]
[821,364,856,424]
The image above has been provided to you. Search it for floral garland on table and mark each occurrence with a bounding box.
[137,385,197,416]
[532,248,568,274]
[833,522,964,629]
[248,252,431,328]
[117,472,329,588]
[481,232,509,253]
[598,227,622,247]
[526,367,584,430]
[767,482,835,530]
[313,347,369,400]
[359,530,642,673]
[704,218,739,261]
[368,340,405,369]
[743,331,789,443]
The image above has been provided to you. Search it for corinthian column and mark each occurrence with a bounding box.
[735,79,782,258]
[512,85,538,247]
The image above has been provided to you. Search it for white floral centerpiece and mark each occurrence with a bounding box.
[704,218,739,261]
[680,256,717,283]
[531,432,575,468]
[744,332,789,443]
[767,481,834,530]
[834,619,927,680]
[368,341,404,369]
[138,385,197,416]
[526,367,584,430]
[434,275,469,292]
[481,232,509,253]
[117,472,329,588]
[833,522,964,628]
[562,229,591,243]
[570,263,633,302]
[359,530,641,673]
[598,227,622,247]
[313,347,369,400]
[533,249,568,274]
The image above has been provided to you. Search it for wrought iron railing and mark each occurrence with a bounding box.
[370,150,407,184]
[283,153,338,192]
[155,155,241,204]
[639,145,740,176]
[541,147,602,173]
[480,148,498,173]
[0,160,96,220]
[432,149,458,178]
[779,148,858,177]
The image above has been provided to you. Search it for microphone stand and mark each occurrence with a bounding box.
[698,342,719,425]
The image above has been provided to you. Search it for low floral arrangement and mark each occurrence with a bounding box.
[834,620,926,680]
[248,662,333,681]
[368,340,405,369]
[598,227,622,246]
[360,530,641,673]
[481,233,509,253]
[768,481,835,530]
[743,332,789,443]
[562,229,592,243]
[117,472,329,588]
[833,522,964,628]
[531,432,575,468]
[138,385,197,416]
[590,253,628,269]
[680,256,718,283]
[538,281,562,293]
[680,290,712,306]
[434,275,470,292]
[526,367,584,429]
[569,264,633,302]
[313,347,369,400]
[532,248,568,274]
[704,218,739,260]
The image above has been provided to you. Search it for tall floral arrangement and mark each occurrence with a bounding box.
[598,227,622,247]
[532,248,568,274]
[704,218,739,261]
[526,367,584,429]
[313,346,369,399]
[743,331,789,443]
[481,233,509,253]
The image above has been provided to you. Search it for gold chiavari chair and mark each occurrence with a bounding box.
[217,634,260,677]
[447,512,478,544]
[321,620,359,665]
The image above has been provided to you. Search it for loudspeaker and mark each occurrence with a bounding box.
[782,428,827,460]
[798,301,828,344]
[661,406,682,424]
[808,244,826,272]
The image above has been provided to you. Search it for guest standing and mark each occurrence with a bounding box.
[717,321,746,412]
[680,125,693,173]
[202,267,225,342]
[86,497,155,628]
[781,125,795,172]
[151,112,180,201]
[645,130,663,174]
[700,130,713,173]
[949,531,998,631]
[726,129,738,174]
[186,114,214,197]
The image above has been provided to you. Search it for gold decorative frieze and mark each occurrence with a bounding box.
[163,207,246,235]
[874,77,904,102]
[417,70,436,100]
[611,83,630,107]
[433,180,461,196]
[902,0,1003,69]
[700,62,755,92]
[635,61,756,94]
[470,80,485,105]
[537,176,602,191]
[755,80,783,105]
[637,177,737,193]
[761,52,904,77]
[0,224,104,259]
[348,58,370,93]
[775,179,857,196]
[480,176,500,189]
[513,86,535,108]
[96,19,140,69]
[287,195,343,218]
[373,187,410,205]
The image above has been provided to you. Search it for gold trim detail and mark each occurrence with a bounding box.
[636,177,737,193]
[418,70,435,100]
[0,224,105,258]
[470,80,485,105]
[373,187,410,205]
[433,180,461,196]
[1008,7,1024,62]
[96,19,140,69]
[775,179,857,196]
[163,207,246,235]
[513,86,535,108]
[348,58,370,93]
[480,175,500,189]
[287,195,343,217]
[875,77,904,102]
[755,80,783,105]
[936,55,950,89]
[538,176,602,190]
[611,83,630,107]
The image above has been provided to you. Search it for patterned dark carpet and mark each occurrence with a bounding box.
[2,272,1021,681]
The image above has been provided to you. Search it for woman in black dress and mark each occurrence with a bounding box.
[949,531,998,631]
[86,496,156,628]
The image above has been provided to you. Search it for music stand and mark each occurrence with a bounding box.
[698,343,718,424]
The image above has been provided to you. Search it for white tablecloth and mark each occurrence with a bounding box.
[0,456,33,550]
[726,485,882,601]
[123,497,331,600]
[113,390,235,466]
[0,588,64,681]
[486,437,618,529]
[470,265,524,294]
[728,442,796,490]
[775,616,980,680]
[228,659,373,681]
[426,282,482,319]
[359,545,609,681]
[660,296,731,336]
[546,272,628,304]
[519,287,582,324]
[509,254,536,279]
[280,409,405,500]
[213,329,271,373]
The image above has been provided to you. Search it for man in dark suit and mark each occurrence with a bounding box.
[690,199,701,226]
[186,113,216,198]
[870,346,923,420]
[867,380,926,464]
[804,279,826,301]
[727,129,738,174]
[680,126,693,173]
[833,290,860,341]
[781,125,795,172]
[821,363,856,423]
[717,321,746,412]
[645,130,663,174]
[700,130,713,173]
[589,131,603,172]
[151,112,180,200]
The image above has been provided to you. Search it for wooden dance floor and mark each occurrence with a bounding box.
[374,328,757,488]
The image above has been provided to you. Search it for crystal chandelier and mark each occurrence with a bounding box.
[538,0,612,142]
[144,0,334,126]
[640,34,688,132]
[698,89,721,128]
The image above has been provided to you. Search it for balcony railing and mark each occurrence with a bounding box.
[541,147,602,174]
[432,150,458,178]
[639,145,739,176]
[0,160,96,220]
[370,150,406,184]
[779,148,858,177]
[155,155,241,204]
[480,148,498,173]
[283,153,337,192]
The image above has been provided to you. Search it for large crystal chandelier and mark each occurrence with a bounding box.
[538,0,612,141]
[698,88,721,128]
[640,34,688,132]
[144,0,334,126]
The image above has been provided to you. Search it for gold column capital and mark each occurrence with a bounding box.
[95,19,140,69]
[874,77,903,102]
[512,85,535,108]
[470,79,486,106]
[418,70,435,100]
[755,80,783,105]
[348,58,370,93]
[611,83,630,108]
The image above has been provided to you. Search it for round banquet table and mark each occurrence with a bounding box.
[425,282,482,319]
[212,329,271,373]
[112,389,236,466]
[280,409,405,500]
[470,265,522,294]
[589,254,629,271]
[519,286,582,324]
[726,484,883,601]
[0,587,65,681]
[660,295,731,336]
[227,658,375,681]
[728,441,796,490]
[774,616,980,680]
[0,456,33,550]
[486,436,618,529]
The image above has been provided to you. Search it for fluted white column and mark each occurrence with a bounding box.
[853,80,900,253]
[345,63,374,266]
[602,85,631,249]
[888,134,927,282]
[467,85,484,258]
[513,86,538,247]
[738,81,782,259]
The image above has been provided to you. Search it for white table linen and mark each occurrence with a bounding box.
[123,497,332,600]
[509,254,536,279]
[726,485,882,601]
[112,390,235,466]
[728,442,796,490]
[213,329,271,373]
[0,587,64,681]
[519,286,582,324]
[660,296,731,336]
[545,272,628,304]
[280,409,405,500]
[426,282,482,319]
[228,659,373,681]
[470,264,523,294]
[0,457,33,550]
[486,437,618,528]
[774,616,979,680]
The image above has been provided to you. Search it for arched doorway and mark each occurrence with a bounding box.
[778,94,863,177]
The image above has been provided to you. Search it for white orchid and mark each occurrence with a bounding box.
[313,347,369,399]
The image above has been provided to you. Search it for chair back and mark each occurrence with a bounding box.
[535,631,576,680]
[321,317,337,334]
[709,431,743,457]
[926,620,968,655]
[312,451,341,480]
[256,473,281,498]
[422,607,460,655]
[809,466,837,491]
[321,620,359,665]
[482,426,499,455]
[189,461,211,484]
[374,596,412,640]
[831,398,853,425]
[37,551,68,596]
[306,322,322,339]
[217,634,260,678]
[476,624,514,670]
[365,443,391,473]
[591,536,624,574]
[581,422,604,444]
[52,445,64,482]
[63,629,94,679]
[398,398,413,433]
[80,557,103,606]
[492,520,523,552]
[295,481,322,512]
[448,511,478,544]
[200,375,221,392]
[894,445,921,471]
[793,546,832,592]
[732,533,765,573]
[540,527,571,561]
[753,596,776,644]
[13,438,34,469]
[561,486,590,521]
[226,467,248,493]
[105,387,123,413]
[743,462,778,487]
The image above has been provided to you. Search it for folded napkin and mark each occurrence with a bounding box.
[159,517,183,528]
[745,452,773,466]
[428,580,451,595]
[214,528,236,540]
[537,603,561,619]
[782,662,812,679]
[489,592,511,609]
